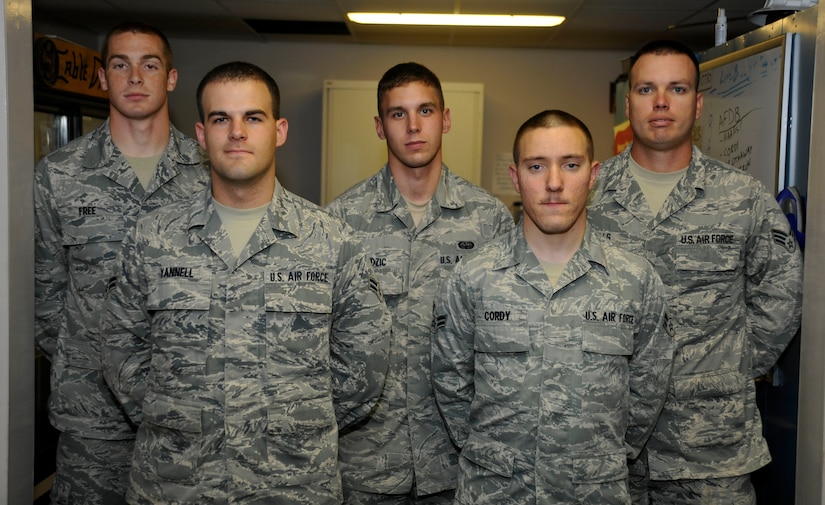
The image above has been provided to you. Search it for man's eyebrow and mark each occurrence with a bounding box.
[206,109,269,118]
[107,53,163,64]
[521,153,586,164]
[521,155,547,164]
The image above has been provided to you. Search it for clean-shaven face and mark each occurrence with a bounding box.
[98,32,177,122]
[375,81,451,171]
[196,79,287,189]
[626,52,703,153]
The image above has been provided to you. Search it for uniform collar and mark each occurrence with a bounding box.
[375,163,466,213]
[603,144,708,194]
[599,144,708,221]
[80,120,203,192]
[490,223,609,296]
[189,180,300,238]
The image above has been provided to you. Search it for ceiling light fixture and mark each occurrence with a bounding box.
[346,12,565,28]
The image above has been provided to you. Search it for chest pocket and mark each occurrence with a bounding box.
[475,302,529,352]
[581,322,633,413]
[365,237,410,303]
[62,211,127,279]
[62,215,127,246]
[146,266,212,376]
[674,229,741,275]
[474,308,530,394]
[265,270,334,375]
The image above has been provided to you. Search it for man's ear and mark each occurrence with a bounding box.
[442,108,452,134]
[589,161,601,190]
[695,92,704,120]
[166,69,179,92]
[98,66,108,92]
[374,116,386,140]
[195,122,207,150]
[509,164,521,195]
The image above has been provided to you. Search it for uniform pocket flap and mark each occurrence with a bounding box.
[371,267,406,296]
[143,391,203,433]
[672,368,743,400]
[147,263,212,311]
[474,307,529,353]
[572,450,628,484]
[675,240,739,272]
[62,216,126,246]
[582,323,633,356]
[461,431,515,478]
[267,396,335,434]
[265,270,334,313]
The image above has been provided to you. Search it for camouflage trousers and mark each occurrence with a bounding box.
[344,487,454,505]
[50,432,133,505]
[627,448,650,505]
[648,475,756,505]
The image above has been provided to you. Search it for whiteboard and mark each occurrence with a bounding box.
[693,35,793,194]
[321,80,484,205]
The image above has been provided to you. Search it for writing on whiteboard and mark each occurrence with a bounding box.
[693,38,788,193]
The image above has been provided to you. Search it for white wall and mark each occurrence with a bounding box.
[165,38,628,205]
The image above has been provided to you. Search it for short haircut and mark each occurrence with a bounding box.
[377,62,444,116]
[512,109,594,163]
[629,39,700,91]
[196,61,281,122]
[101,21,174,72]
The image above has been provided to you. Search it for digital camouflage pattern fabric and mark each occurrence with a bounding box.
[432,224,674,505]
[326,165,514,497]
[34,119,209,503]
[588,145,803,481]
[35,120,209,437]
[102,182,391,504]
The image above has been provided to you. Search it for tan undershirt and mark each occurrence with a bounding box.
[124,154,162,190]
[403,195,431,228]
[539,259,566,287]
[212,199,269,257]
[628,155,688,216]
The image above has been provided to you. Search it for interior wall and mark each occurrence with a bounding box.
[164,38,628,205]
[796,3,825,502]
[3,0,35,503]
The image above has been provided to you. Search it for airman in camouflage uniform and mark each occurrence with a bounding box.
[588,40,803,504]
[34,22,209,505]
[326,62,514,503]
[432,110,674,505]
[102,61,391,504]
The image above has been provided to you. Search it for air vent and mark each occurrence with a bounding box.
[244,19,350,35]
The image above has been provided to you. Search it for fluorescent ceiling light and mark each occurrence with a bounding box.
[347,12,565,28]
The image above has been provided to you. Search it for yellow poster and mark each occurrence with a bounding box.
[613,119,633,155]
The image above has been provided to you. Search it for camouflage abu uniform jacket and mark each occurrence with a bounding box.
[432,224,674,505]
[326,165,514,495]
[34,119,209,439]
[588,145,803,480]
[102,182,391,504]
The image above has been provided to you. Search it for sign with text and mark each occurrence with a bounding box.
[34,33,107,100]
